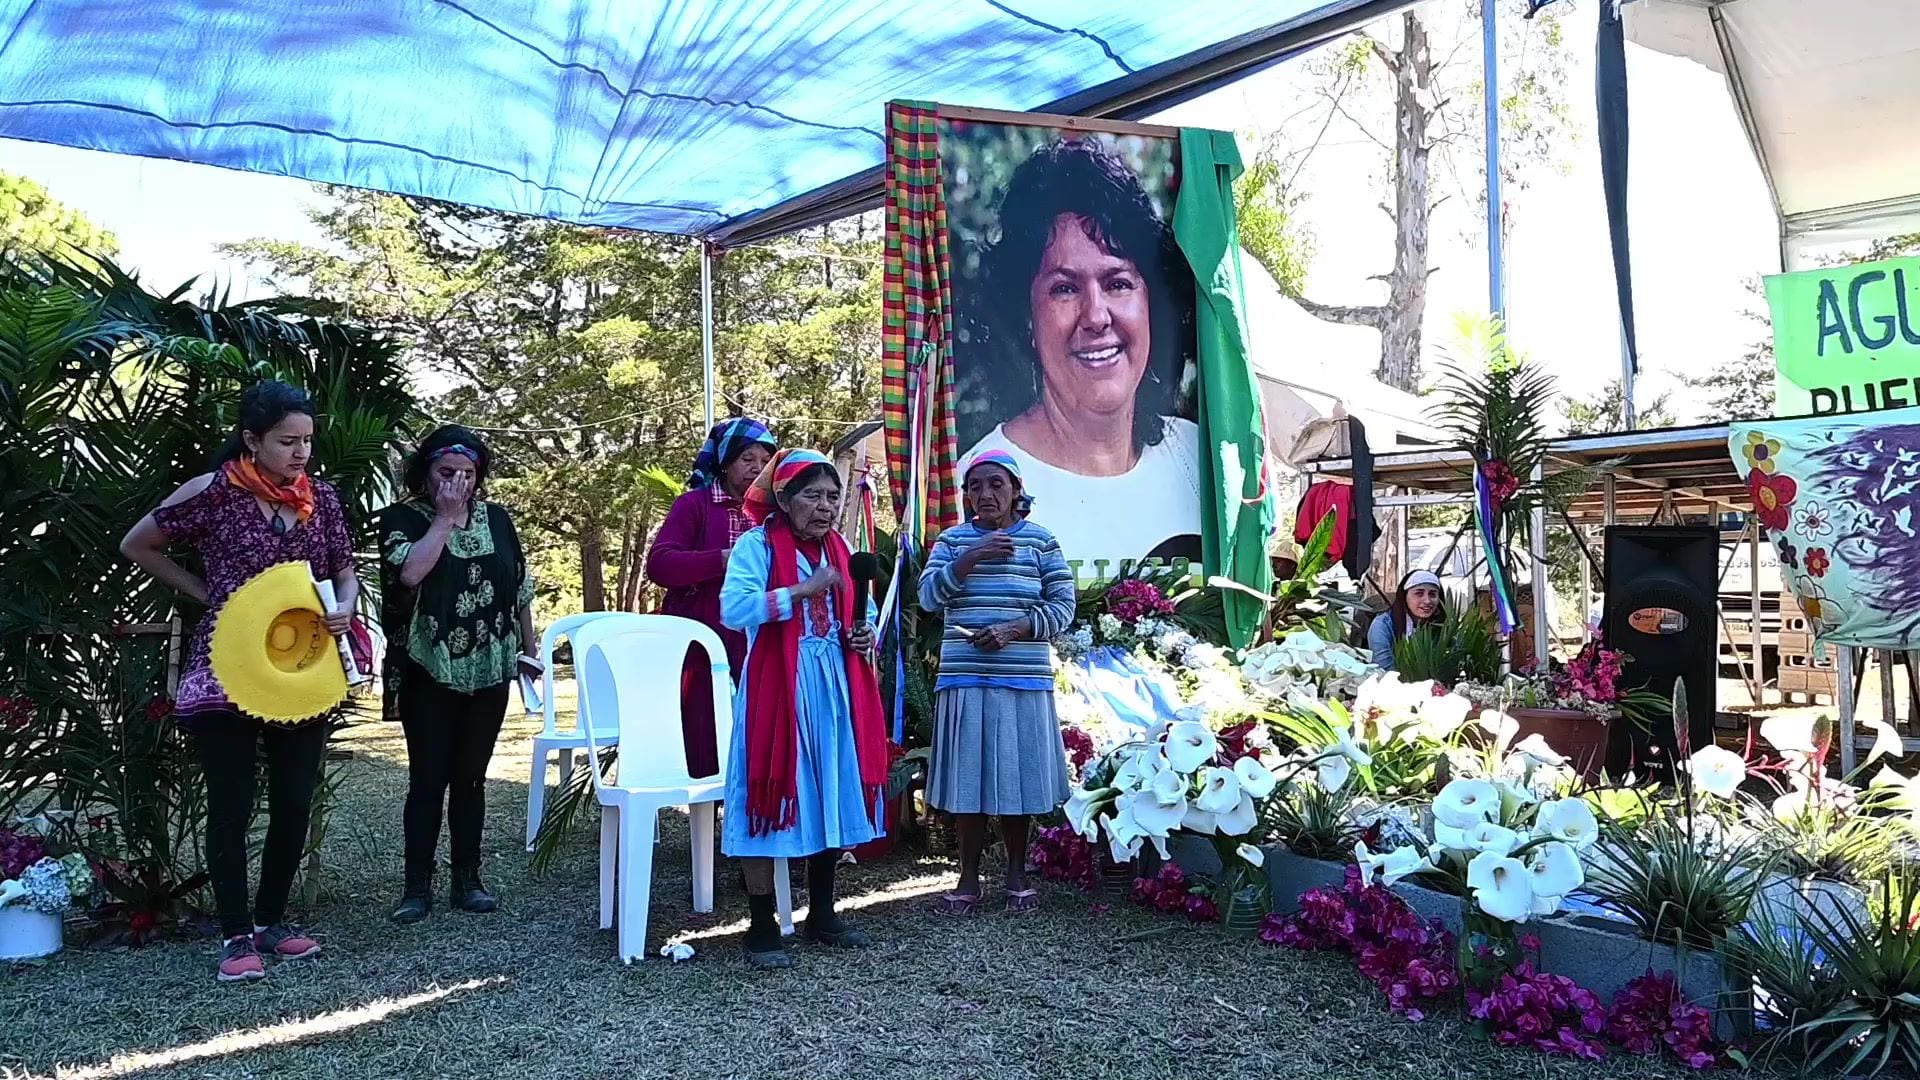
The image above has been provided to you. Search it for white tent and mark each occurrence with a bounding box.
[1238,247,1444,462]
[1627,0,1920,267]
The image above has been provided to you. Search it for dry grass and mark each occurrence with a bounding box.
[0,711,1710,1080]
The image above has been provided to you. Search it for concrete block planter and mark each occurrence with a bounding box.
[1532,913,1748,1041]
[1166,837,1463,934]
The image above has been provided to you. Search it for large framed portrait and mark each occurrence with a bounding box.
[939,107,1201,579]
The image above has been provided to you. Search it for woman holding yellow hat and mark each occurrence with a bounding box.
[121,380,360,984]
[377,425,537,924]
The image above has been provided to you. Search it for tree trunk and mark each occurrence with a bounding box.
[613,516,641,612]
[580,522,607,612]
[1379,9,1435,392]
[1291,9,1437,393]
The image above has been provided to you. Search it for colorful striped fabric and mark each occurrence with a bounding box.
[881,100,961,544]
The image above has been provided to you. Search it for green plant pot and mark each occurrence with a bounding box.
[1100,852,1137,902]
[1219,863,1273,935]
[1457,909,1524,993]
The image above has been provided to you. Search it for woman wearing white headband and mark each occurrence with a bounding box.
[1368,569,1447,669]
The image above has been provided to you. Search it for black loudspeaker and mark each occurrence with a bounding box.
[1603,525,1718,775]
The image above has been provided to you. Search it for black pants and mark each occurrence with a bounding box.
[399,664,509,877]
[190,711,330,937]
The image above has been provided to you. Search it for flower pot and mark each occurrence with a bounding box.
[1508,707,1611,782]
[1753,873,1868,931]
[1531,912,1748,1041]
[1457,909,1524,992]
[1219,862,1272,936]
[1098,851,1138,902]
[0,907,62,960]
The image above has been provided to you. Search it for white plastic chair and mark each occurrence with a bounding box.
[578,618,790,962]
[525,611,653,850]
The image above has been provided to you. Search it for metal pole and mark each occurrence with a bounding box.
[700,242,716,432]
[1531,461,1550,665]
[1749,520,1764,708]
[1579,525,1592,644]
[1483,0,1504,321]
[1839,646,1858,775]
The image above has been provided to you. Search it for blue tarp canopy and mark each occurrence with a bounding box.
[0,0,1407,243]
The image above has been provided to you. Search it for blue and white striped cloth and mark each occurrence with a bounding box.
[917,520,1076,692]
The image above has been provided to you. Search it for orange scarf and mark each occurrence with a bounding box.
[225,457,315,523]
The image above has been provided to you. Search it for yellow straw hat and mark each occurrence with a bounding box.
[210,561,347,723]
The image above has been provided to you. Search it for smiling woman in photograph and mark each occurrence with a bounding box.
[961,137,1202,567]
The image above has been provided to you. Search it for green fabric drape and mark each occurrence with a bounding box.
[1174,127,1274,647]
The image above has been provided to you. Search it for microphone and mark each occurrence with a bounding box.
[848,552,881,615]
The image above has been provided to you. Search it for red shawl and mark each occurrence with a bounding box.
[741,514,887,836]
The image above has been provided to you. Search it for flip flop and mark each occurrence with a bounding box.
[1004,888,1041,915]
[932,892,982,917]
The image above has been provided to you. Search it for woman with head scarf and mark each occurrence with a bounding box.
[719,449,886,969]
[377,425,537,923]
[646,418,777,778]
[917,449,1076,914]
[1368,569,1448,670]
[120,379,358,983]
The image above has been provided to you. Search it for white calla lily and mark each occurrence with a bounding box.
[1463,821,1521,856]
[1214,791,1259,837]
[1864,717,1904,765]
[1434,778,1502,828]
[1355,840,1428,887]
[1511,733,1567,768]
[1182,805,1219,834]
[1102,804,1145,862]
[659,942,696,962]
[1236,843,1266,868]
[1194,767,1242,813]
[1063,786,1112,840]
[1315,754,1352,794]
[1686,745,1748,798]
[1163,721,1219,774]
[1525,841,1585,898]
[1477,709,1521,752]
[1416,693,1474,740]
[1126,789,1187,839]
[1466,851,1535,923]
[0,879,22,909]
[1150,766,1188,807]
[1233,756,1278,799]
[1432,819,1475,853]
[1760,714,1817,756]
[1534,798,1599,850]
[1329,723,1373,767]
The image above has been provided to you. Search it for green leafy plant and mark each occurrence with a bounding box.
[0,249,417,936]
[1786,863,1920,1076]
[1583,815,1775,951]
[1389,604,1502,687]
[1718,903,1855,1067]
[1260,779,1357,860]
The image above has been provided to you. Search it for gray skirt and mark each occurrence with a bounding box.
[926,685,1071,816]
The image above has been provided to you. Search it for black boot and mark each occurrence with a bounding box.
[390,861,433,923]
[802,852,871,948]
[449,865,497,913]
[743,892,792,970]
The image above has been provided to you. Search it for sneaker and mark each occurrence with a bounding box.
[253,923,321,961]
[217,935,266,983]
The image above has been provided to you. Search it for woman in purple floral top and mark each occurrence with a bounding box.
[121,381,360,985]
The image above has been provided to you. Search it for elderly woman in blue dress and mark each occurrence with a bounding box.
[721,448,887,970]
[918,449,1077,914]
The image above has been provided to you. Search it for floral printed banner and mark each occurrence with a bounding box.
[1730,409,1920,647]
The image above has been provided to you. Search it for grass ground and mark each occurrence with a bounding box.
[0,709,1712,1080]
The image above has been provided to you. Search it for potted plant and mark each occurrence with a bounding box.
[0,821,94,960]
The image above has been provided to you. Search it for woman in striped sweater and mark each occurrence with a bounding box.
[918,449,1077,915]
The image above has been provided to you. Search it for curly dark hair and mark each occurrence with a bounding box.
[972,138,1195,454]
[403,424,492,496]
[213,380,315,465]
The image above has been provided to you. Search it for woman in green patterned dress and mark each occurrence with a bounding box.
[378,425,538,923]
